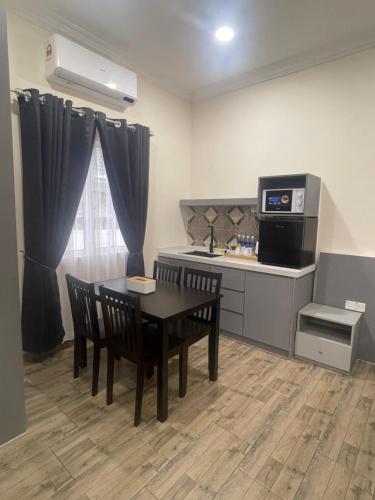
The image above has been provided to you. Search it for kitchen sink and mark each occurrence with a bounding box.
[181,250,222,258]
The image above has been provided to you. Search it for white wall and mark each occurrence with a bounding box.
[8,12,375,266]
[192,49,375,257]
[7,13,191,278]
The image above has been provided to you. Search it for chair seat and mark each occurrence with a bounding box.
[114,322,185,365]
[177,317,211,345]
[143,323,185,356]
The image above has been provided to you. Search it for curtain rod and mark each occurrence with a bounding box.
[10,88,154,135]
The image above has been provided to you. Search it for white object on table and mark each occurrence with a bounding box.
[127,276,156,294]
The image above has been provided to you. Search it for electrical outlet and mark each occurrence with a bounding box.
[345,300,366,313]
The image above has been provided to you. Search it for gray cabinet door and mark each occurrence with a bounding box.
[220,310,243,336]
[221,289,244,314]
[214,266,245,291]
[243,272,293,351]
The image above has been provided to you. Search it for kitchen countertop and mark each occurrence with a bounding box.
[158,246,316,278]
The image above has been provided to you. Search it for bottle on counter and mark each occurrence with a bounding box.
[239,235,245,256]
[244,235,250,256]
[249,235,256,256]
[235,234,242,255]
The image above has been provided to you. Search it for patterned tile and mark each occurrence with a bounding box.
[203,233,216,247]
[193,207,206,216]
[222,216,236,232]
[189,215,204,236]
[187,205,258,248]
[204,207,219,224]
[187,207,195,223]
[227,235,237,246]
[213,214,226,231]
[228,206,244,225]
[187,232,194,244]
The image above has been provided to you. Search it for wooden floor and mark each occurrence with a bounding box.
[1,337,375,500]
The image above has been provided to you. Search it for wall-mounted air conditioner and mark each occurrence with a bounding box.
[45,34,137,108]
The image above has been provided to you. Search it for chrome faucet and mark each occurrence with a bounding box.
[208,224,214,254]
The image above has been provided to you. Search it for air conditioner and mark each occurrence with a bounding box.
[45,34,137,108]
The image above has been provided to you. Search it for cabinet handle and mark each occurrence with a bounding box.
[318,350,323,355]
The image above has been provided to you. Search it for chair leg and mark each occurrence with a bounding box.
[92,344,101,396]
[80,336,87,368]
[73,335,80,379]
[134,364,145,426]
[179,346,188,398]
[106,346,115,405]
[146,366,154,379]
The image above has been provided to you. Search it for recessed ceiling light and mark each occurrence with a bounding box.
[215,26,235,43]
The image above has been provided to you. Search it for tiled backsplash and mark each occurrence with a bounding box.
[186,205,259,247]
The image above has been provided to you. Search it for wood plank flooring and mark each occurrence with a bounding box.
[1,336,375,499]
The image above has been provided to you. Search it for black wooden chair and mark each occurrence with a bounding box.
[177,267,222,395]
[66,274,107,396]
[99,286,187,426]
[144,260,183,380]
[153,260,182,285]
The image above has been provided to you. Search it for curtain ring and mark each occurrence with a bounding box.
[15,88,32,102]
[39,96,47,105]
[71,108,86,117]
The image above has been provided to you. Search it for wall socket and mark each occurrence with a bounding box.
[345,300,366,313]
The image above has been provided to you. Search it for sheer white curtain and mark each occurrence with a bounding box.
[57,133,128,340]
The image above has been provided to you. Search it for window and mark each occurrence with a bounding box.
[58,133,127,340]
[65,133,126,258]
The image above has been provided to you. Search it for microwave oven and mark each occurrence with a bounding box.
[261,188,305,214]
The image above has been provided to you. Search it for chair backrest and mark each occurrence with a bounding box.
[153,260,182,285]
[99,286,143,357]
[66,274,100,341]
[183,267,222,322]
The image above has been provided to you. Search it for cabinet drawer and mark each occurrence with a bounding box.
[221,288,244,314]
[181,260,212,272]
[220,310,243,336]
[215,267,245,291]
[158,257,181,266]
[295,331,352,372]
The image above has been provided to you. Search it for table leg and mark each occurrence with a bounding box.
[157,319,168,422]
[209,300,220,381]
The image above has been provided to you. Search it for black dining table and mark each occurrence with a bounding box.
[94,278,221,422]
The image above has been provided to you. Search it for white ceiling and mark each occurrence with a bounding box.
[4,0,375,100]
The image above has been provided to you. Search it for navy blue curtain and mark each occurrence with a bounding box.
[97,115,150,276]
[18,90,95,353]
